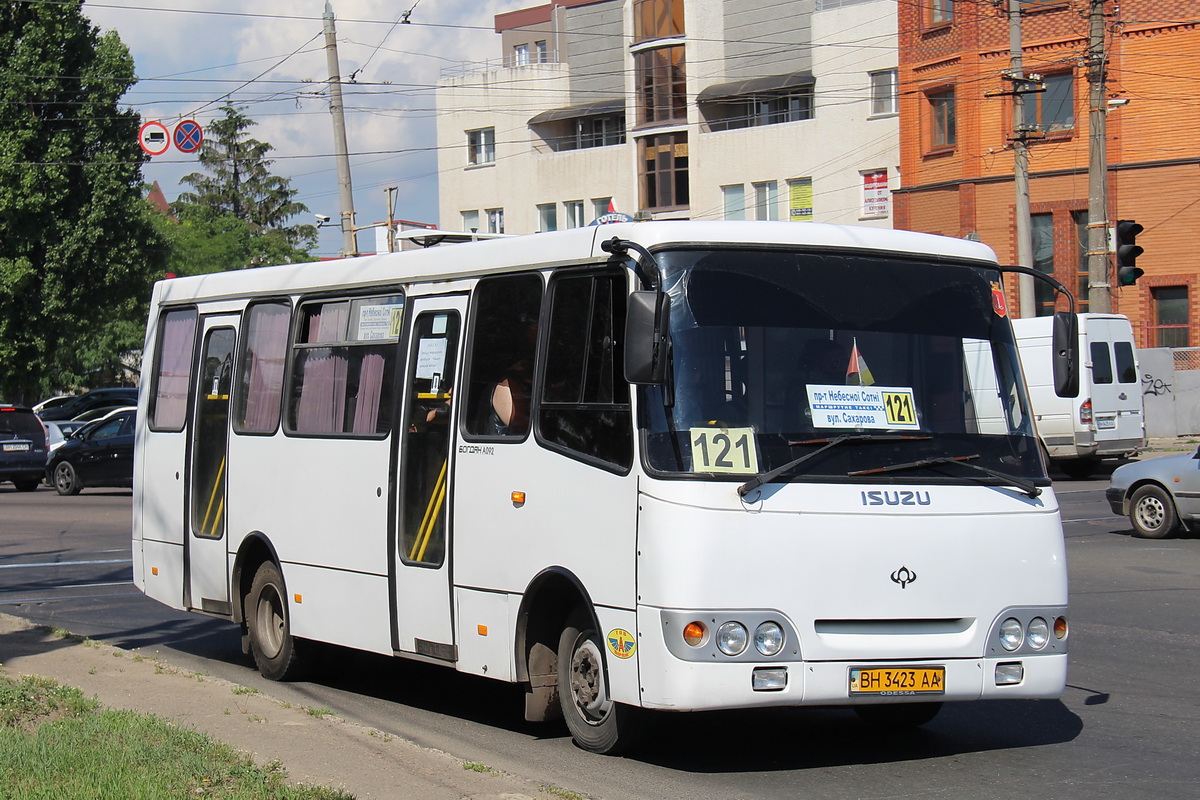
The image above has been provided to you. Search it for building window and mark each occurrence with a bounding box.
[592,198,613,220]
[870,69,898,115]
[722,185,746,220]
[576,115,625,148]
[1031,212,1056,315]
[467,128,495,165]
[1073,210,1089,313]
[636,46,687,125]
[1152,287,1189,347]
[928,88,956,149]
[487,208,505,234]
[538,203,557,232]
[633,0,684,43]
[788,178,813,221]
[930,0,953,25]
[564,200,585,228]
[753,181,779,221]
[461,210,480,232]
[861,170,889,218]
[1033,72,1074,134]
[535,40,548,63]
[705,86,814,132]
[639,132,689,211]
[513,44,529,67]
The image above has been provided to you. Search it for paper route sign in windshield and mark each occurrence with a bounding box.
[806,384,921,430]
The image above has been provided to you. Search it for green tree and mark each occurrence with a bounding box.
[0,1,167,404]
[170,104,317,272]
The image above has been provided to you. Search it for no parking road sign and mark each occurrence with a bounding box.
[173,120,204,154]
[137,121,170,156]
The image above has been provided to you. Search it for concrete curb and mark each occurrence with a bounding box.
[0,613,571,800]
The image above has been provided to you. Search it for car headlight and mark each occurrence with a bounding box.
[716,622,748,656]
[1026,617,1049,650]
[999,618,1023,651]
[754,621,785,656]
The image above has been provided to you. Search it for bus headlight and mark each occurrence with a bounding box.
[716,622,748,656]
[1026,617,1049,650]
[999,618,1023,651]
[754,621,785,656]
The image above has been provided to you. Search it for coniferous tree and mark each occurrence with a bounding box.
[171,104,317,270]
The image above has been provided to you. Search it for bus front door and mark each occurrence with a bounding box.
[186,315,238,615]
[393,296,466,660]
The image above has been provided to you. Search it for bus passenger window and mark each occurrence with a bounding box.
[234,301,291,434]
[287,295,403,436]
[538,269,632,471]
[464,275,543,438]
[149,308,198,431]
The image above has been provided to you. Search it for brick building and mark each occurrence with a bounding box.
[895,0,1200,348]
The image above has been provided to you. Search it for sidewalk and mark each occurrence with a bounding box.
[0,613,566,800]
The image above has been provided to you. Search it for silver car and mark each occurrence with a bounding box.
[1107,448,1200,538]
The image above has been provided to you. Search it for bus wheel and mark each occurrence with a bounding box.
[247,562,307,681]
[853,702,942,729]
[557,609,640,754]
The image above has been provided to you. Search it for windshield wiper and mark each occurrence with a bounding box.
[849,455,1042,498]
[737,434,929,497]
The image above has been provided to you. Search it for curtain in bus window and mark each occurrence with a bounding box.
[239,304,290,433]
[294,350,349,432]
[153,309,198,430]
[307,303,349,343]
[352,352,386,433]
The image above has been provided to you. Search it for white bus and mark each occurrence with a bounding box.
[133,221,1075,754]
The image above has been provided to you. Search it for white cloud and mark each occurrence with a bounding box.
[84,0,526,256]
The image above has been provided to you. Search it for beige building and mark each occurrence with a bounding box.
[436,0,899,234]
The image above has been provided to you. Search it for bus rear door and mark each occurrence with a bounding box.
[187,314,238,615]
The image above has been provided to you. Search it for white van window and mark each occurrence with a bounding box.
[1090,341,1113,384]
[1114,341,1136,384]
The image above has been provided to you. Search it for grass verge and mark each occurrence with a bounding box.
[0,673,353,799]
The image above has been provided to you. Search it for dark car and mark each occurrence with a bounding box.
[1,405,48,491]
[46,409,136,495]
[38,387,138,421]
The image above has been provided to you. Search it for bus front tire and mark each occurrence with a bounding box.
[557,609,641,755]
[247,562,308,681]
[853,701,942,729]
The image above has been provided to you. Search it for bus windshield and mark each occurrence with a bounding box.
[640,247,1046,485]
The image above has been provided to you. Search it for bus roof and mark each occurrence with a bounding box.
[151,221,998,307]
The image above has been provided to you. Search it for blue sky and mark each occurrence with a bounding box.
[83,0,525,257]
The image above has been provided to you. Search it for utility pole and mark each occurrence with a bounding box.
[324,1,358,257]
[385,186,398,253]
[1008,0,1035,317]
[1086,0,1111,313]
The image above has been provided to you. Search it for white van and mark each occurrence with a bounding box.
[1013,313,1145,478]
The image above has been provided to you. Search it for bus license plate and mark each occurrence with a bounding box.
[849,666,945,695]
[2,442,29,452]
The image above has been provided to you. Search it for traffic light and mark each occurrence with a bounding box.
[1116,219,1144,285]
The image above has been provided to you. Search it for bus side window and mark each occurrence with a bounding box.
[233,301,291,435]
[538,268,633,471]
[149,307,198,432]
[463,274,543,439]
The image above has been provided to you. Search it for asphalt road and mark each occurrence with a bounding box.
[2,473,1198,800]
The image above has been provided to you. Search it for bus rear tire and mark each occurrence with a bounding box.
[247,562,309,681]
[853,701,942,729]
[557,609,641,755]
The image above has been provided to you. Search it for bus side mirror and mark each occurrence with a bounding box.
[1052,311,1079,398]
[625,290,669,385]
